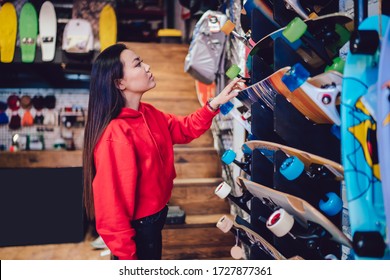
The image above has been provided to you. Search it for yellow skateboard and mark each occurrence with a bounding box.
[99,4,117,52]
[0,2,17,63]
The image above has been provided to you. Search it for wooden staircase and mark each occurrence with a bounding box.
[131,42,234,259]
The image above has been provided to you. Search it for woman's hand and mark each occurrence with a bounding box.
[209,78,246,110]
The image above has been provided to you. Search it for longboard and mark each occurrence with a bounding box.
[236,176,352,249]
[242,140,344,181]
[0,2,17,63]
[377,17,390,250]
[39,1,57,61]
[19,2,38,63]
[99,4,117,52]
[249,13,353,70]
[341,14,389,260]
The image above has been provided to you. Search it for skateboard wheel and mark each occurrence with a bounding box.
[282,63,310,92]
[221,20,235,35]
[220,101,234,115]
[215,182,232,199]
[221,149,236,165]
[266,209,294,237]
[318,192,342,216]
[279,156,305,181]
[353,231,386,258]
[242,144,252,155]
[216,215,234,233]
[282,17,307,43]
[226,64,241,80]
[325,57,345,74]
[350,30,379,55]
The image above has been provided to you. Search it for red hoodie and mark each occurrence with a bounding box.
[93,102,218,259]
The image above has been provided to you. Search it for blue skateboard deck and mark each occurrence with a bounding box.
[377,19,390,251]
[341,15,390,260]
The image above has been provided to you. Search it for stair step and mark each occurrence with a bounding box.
[175,131,214,148]
[162,214,234,260]
[171,178,228,215]
[174,147,221,178]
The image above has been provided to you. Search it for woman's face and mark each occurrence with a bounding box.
[117,49,156,95]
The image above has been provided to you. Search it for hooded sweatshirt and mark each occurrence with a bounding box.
[93,102,219,259]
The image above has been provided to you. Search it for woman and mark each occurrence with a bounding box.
[83,43,244,260]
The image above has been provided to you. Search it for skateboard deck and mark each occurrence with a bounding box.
[19,2,38,63]
[341,15,389,260]
[99,4,117,52]
[249,13,353,70]
[236,65,342,124]
[0,2,17,63]
[243,140,344,181]
[217,214,303,260]
[39,1,57,61]
[236,67,291,111]
[195,79,216,107]
[377,18,390,249]
[236,176,352,248]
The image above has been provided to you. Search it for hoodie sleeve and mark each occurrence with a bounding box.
[164,104,219,145]
[93,139,138,260]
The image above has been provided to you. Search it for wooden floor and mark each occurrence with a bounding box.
[0,42,234,260]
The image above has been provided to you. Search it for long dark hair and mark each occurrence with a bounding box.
[83,43,127,220]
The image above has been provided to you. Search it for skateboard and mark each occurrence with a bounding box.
[242,140,343,215]
[341,14,390,260]
[236,177,352,252]
[19,2,38,63]
[216,214,304,260]
[229,63,342,125]
[249,13,353,72]
[0,2,17,63]
[377,18,390,249]
[39,1,57,61]
[99,4,117,52]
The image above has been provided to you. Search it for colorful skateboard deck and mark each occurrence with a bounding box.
[250,13,353,70]
[0,3,17,63]
[39,1,57,61]
[237,65,342,124]
[341,15,389,260]
[195,79,216,107]
[19,2,38,63]
[377,18,390,250]
[236,176,352,249]
[99,4,117,52]
[236,67,291,111]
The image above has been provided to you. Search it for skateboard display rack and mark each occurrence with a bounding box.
[205,0,390,260]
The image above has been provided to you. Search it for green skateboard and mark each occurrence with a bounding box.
[19,2,38,63]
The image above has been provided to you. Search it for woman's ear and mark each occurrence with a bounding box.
[114,79,125,90]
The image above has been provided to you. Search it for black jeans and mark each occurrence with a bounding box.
[112,205,168,260]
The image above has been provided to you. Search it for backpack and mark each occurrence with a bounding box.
[184,10,227,84]
[62,19,94,54]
